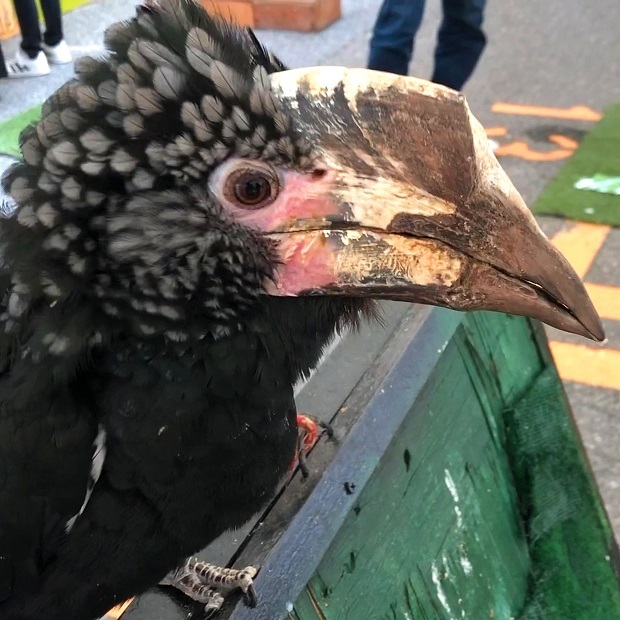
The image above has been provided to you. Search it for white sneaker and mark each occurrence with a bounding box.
[6,48,51,78]
[41,40,72,65]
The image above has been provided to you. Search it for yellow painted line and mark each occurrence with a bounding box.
[549,342,620,391]
[548,224,618,390]
[61,0,91,11]
[492,102,602,122]
[495,140,573,161]
[101,599,133,620]
[585,283,620,322]
[550,223,611,279]
[485,126,507,137]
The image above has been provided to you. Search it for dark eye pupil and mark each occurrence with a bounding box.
[234,174,271,206]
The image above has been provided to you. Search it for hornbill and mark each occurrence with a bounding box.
[0,1,604,619]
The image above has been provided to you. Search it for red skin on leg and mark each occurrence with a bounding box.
[288,414,320,472]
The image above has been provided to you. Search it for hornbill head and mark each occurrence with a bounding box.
[1,0,603,349]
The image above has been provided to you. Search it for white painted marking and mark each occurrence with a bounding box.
[431,560,457,620]
[460,555,473,576]
[444,469,463,528]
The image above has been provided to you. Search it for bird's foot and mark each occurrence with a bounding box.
[291,413,334,478]
[160,557,257,617]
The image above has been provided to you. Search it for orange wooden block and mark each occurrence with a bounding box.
[0,0,20,41]
[202,0,256,27]
[202,0,341,31]
[255,0,341,31]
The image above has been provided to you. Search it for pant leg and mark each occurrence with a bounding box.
[12,0,43,58]
[0,44,7,78]
[40,0,64,46]
[368,0,426,76]
[431,0,487,90]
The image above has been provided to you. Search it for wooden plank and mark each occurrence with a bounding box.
[461,312,544,404]
[298,313,539,619]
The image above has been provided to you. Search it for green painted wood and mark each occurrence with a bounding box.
[291,313,620,620]
[294,313,539,620]
[291,588,324,619]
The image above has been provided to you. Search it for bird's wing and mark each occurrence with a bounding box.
[0,224,100,602]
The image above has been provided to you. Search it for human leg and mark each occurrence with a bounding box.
[0,44,7,78]
[12,0,43,58]
[40,0,64,47]
[368,0,426,76]
[432,0,487,90]
[6,0,50,77]
[39,0,72,64]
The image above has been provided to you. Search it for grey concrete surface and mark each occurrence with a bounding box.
[0,0,618,537]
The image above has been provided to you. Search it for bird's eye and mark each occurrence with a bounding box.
[234,173,272,206]
[226,167,279,210]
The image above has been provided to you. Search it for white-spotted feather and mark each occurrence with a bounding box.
[200,95,225,122]
[185,46,212,78]
[137,40,186,70]
[153,66,185,101]
[209,60,243,100]
[65,426,107,533]
[134,87,164,116]
[79,128,114,155]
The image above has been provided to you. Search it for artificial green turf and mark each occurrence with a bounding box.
[533,102,620,225]
[0,105,41,158]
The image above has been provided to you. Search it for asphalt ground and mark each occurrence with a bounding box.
[0,0,618,542]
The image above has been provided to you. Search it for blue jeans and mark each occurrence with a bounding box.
[368,0,487,91]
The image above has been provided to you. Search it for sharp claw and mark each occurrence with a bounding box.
[298,448,310,478]
[319,419,334,439]
[243,583,258,608]
[204,599,224,619]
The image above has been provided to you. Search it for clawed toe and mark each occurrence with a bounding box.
[161,557,258,613]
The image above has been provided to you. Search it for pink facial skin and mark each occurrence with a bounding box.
[211,161,340,233]
[264,231,338,296]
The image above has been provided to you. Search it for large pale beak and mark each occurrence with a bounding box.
[266,68,604,342]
